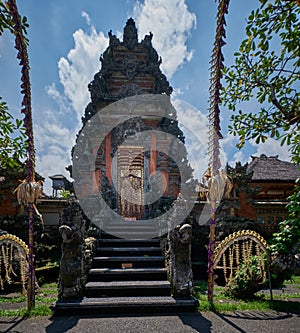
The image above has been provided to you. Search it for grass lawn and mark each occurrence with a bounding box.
[194,276,300,313]
[0,277,299,317]
[0,282,57,317]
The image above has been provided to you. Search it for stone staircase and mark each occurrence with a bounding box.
[55,221,199,314]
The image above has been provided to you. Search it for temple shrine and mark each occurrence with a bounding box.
[1,17,299,314]
[73,18,194,223]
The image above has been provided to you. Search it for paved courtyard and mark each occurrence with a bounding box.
[0,310,299,333]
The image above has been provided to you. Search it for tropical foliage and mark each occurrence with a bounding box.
[224,255,266,300]
[222,0,300,163]
[0,98,26,167]
[0,1,29,167]
[270,179,300,255]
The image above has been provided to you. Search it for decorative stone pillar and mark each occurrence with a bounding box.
[58,196,96,298]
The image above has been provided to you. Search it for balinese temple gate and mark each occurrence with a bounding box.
[56,18,199,313]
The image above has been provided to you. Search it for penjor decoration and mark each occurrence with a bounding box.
[7,0,39,310]
[206,0,231,303]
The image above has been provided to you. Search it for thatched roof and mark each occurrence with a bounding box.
[247,154,300,181]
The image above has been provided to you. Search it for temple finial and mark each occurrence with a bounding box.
[123,18,138,49]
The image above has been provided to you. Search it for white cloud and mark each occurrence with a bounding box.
[134,0,196,78]
[33,109,76,195]
[81,11,91,26]
[41,12,109,192]
[55,12,109,122]
[223,135,292,168]
[228,150,249,167]
[221,133,237,147]
[45,82,72,115]
[249,138,291,161]
[173,98,209,181]
[220,133,245,166]
[173,98,240,181]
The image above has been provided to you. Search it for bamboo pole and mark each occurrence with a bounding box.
[207,200,216,303]
[27,204,35,309]
[7,0,36,310]
[207,0,230,303]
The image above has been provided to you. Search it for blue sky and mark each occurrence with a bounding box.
[0,0,291,194]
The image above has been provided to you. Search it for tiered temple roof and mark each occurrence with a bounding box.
[247,154,300,181]
[82,18,172,125]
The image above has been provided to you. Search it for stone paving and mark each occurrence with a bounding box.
[0,311,299,333]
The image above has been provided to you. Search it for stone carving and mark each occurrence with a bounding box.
[119,83,142,99]
[108,30,121,47]
[272,253,300,275]
[157,117,185,143]
[85,18,172,113]
[164,194,194,297]
[100,176,116,211]
[271,242,300,283]
[110,117,149,152]
[58,197,96,298]
[166,222,193,297]
[123,18,138,50]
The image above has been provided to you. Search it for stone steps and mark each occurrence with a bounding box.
[91,222,167,290]
[88,267,167,282]
[96,246,163,256]
[55,221,199,314]
[102,230,159,239]
[55,296,199,315]
[92,255,164,268]
[98,238,160,246]
[85,280,171,297]
[102,221,159,239]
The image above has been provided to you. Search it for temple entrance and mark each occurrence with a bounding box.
[58,19,197,312]
[117,147,145,219]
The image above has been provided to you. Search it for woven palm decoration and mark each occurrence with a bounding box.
[0,233,29,295]
[213,230,269,285]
